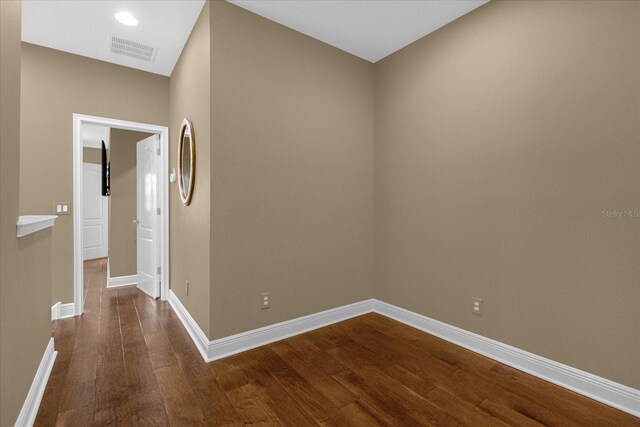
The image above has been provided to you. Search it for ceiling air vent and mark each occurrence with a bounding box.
[110,36,156,62]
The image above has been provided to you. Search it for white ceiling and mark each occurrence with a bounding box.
[228,0,488,63]
[22,0,487,77]
[22,0,205,77]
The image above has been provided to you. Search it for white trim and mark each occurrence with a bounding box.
[167,293,639,417]
[107,274,138,288]
[168,290,375,363]
[14,338,57,427]
[208,298,375,362]
[16,215,57,238]
[168,290,210,361]
[82,124,110,149]
[371,300,640,418]
[51,302,75,320]
[73,114,170,318]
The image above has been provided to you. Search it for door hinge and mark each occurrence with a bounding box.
[157,266,161,275]
[156,147,161,156]
[156,207,161,215]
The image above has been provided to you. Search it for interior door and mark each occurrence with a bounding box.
[82,162,109,260]
[136,135,160,298]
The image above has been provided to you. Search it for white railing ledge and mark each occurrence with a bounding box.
[17,215,58,238]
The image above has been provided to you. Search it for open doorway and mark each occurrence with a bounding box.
[73,114,169,316]
[80,124,110,311]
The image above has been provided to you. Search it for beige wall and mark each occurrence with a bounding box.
[1,1,53,424]
[209,2,374,338]
[20,43,169,304]
[108,129,153,277]
[83,147,102,164]
[169,1,211,337]
[374,0,640,388]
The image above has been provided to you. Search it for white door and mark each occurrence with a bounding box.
[82,163,109,260]
[136,135,160,298]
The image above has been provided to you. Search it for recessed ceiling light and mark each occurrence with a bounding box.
[115,12,138,27]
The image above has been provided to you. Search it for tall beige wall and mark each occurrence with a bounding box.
[20,43,169,304]
[169,1,211,337]
[209,2,374,339]
[1,1,53,424]
[108,129,153,277]
[374,0,640,388]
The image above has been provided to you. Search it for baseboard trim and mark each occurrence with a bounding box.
[51,302,75,320]
[15,338,57,427]
[168,290,375,363]
[167,290,210,361]
[208,299,375,362]
[166,293,639,417]
[107,274,137,288]
[371,300,640,418]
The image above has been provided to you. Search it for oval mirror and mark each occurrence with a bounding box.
[177,118,195,205]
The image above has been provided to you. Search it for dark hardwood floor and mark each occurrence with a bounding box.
[35,259,639,426]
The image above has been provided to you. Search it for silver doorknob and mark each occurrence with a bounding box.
[132,219,140,224]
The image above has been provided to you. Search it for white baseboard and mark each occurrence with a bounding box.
[208,298,375,362]
[167,290,210,361]
[15,338,57,427]
[371,300,640,418]
[168,290,375,362]
[107,274,137,288]
[50,302,75,320]
[166,292,639,417]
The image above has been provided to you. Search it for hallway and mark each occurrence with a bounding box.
[35,259,237,425]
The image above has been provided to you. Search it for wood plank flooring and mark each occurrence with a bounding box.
[35,259,639,426]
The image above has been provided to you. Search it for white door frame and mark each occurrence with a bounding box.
[73,113,170,316]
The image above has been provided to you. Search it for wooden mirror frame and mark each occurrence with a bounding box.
[177,118,196,205]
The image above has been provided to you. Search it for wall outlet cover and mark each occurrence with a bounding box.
[261,292,270,309]
[472,297,483,316]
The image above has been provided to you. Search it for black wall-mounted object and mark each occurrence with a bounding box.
[101,140,110,196]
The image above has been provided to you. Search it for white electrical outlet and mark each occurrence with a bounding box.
[55,202,71,215]
[472,297,483,316]
[186,280,189,296]
[261,292,270,309]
